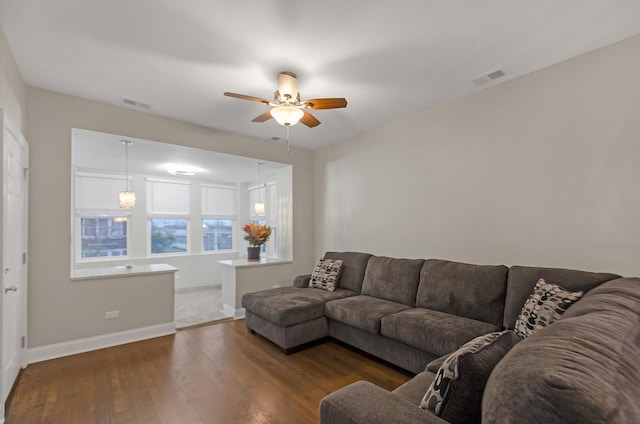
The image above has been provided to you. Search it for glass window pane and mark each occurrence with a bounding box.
[80,217,128,258]
[151,219,188,254]
[202,219,233,251]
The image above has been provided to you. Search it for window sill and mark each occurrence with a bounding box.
[71,263,178,281]
[217,258,292,269]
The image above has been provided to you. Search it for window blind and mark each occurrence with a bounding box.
[75,174,128,211]
[146,178,190,215]
[201,185,236,217]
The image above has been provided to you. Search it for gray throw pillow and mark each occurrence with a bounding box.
[420,331,519,424]
[514,278,583,338]
[308,258,343,291]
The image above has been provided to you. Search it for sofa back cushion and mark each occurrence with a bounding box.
[416,259,508,327]
[483,278,640,424]
[361,256,425,305]
[502,265,620,329]
[323,251,372,293]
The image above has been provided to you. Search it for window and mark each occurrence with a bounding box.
[75,173,131,261]
[201,184,236,252]
[80,217,128,258]
[203,219,233,251]
[147,178,191,255]
[150,219,188,254]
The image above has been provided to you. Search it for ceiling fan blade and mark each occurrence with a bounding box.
[300,111,321,128]
[224,92,271,105]
[302,98,347,110]
[252,111,273,123]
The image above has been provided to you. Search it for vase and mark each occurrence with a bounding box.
[247,246,260,260]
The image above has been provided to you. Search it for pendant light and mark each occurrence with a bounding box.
[254,163,265,216]
[119,140,135,208]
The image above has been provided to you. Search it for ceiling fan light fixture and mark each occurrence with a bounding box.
[270,106,304,126]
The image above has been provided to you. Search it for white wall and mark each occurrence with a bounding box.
[314,34,640,277]
[0,26,25,132]
[26,87,315,348]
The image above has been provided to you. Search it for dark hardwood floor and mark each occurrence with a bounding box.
[6,320,411,423]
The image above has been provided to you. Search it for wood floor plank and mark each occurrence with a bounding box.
[6,320,412,424]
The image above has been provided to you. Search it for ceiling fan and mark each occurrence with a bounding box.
[224,72,347,128]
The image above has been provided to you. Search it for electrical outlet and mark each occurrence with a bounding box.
[105,310,120,319]
[272,284,280,288]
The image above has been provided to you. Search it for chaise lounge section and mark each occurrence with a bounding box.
[241,252,371,352]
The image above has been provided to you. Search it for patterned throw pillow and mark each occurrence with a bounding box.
[308,259,343,291]
[514,278,583,338]
[420,331,517,424]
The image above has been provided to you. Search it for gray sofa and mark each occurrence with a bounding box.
[241,252,640,423]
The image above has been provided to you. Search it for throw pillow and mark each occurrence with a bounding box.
[420,331,519,424]
[308,258,343,292]
[514,278,583,338]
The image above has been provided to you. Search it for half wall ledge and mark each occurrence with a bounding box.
[219,258,294,319]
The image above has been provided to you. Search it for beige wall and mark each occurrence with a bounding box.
[314,35,640,277]
[26,87,315,347]
[0,25,26,131]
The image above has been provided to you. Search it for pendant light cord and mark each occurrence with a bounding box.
[125,142,130,191]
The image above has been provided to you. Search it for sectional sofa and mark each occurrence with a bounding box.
[241,252,640,423]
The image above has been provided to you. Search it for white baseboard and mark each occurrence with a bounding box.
[222,304,245,320]
[27,322,176,364]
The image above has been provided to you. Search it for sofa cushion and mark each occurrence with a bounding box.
[309,258,343,291]
[241,287,356,327]
[513,278,583,338]
[416,259,508,327]
[484,278,640,424]
[323,251,372,293]
[420,331,519,424]
[381,308,500,357]
[503,265,619,329]
[325,295,410,335]
[361,256,425,306]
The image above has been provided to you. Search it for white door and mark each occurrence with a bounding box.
[1,112,28,408]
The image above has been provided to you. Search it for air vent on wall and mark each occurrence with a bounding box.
[123,98,152,109]
[472,69,506,86]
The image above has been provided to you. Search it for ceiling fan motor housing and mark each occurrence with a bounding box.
[277,72,299,102]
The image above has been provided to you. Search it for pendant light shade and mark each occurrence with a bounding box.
[270,106,304,126]
[254,201,265,215]
[120,140,135,209]
[119,191,136,208]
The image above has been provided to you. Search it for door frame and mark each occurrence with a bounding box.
[0,109,29,420]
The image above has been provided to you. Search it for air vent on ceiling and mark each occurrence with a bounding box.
[472,69,506,86]
[123,98,152,109]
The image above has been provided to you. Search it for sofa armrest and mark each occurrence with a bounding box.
[319,381,448,424]
[293,274,312,288]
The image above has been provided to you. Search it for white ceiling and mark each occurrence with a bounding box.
[2,1,640,150]
[72,129,288,183]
